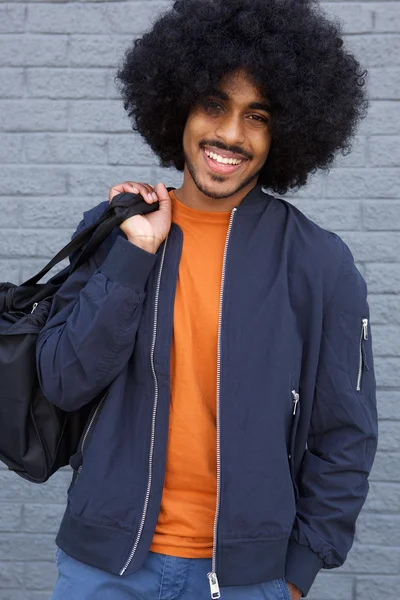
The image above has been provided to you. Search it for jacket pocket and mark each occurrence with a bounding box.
[68,393,107,492]
[356,318,370,392]
[288,388,300,501]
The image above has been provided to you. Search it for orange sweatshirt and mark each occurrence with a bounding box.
[149,190,231,558]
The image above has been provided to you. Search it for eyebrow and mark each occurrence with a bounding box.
[210,88,272,113]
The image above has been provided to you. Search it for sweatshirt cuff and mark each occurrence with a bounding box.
[285,539,324,598]
[99,235,158,291]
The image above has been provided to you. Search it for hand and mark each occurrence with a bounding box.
[109,181,172,254]
[286,580,302,600]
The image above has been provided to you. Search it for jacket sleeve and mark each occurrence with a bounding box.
[285,241,378,597]
[36,203,158,412]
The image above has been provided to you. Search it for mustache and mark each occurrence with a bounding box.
[200,140,252,161]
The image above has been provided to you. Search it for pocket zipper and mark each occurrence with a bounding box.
[77,395,106,475]
[292,389,300,415]
[356,318,368,392]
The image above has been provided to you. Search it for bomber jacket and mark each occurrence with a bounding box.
[36,184,378,598]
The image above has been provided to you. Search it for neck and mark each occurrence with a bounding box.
[174,166,258,212]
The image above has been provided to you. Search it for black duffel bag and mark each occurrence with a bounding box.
[0,192,159,483]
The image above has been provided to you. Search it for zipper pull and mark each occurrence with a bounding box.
[31,302,38,314]
[207,572,221,599]
[291,390,300,416]
[362,319,368,340]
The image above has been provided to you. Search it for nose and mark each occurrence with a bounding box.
[215,113,245,148]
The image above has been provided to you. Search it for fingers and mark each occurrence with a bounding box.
[109,181,156,203]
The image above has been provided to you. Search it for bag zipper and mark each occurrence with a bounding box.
[356,318,368,391]
[119,236,169,576]
[207,206,237,600]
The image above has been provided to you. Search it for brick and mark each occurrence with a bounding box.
[108,133,157,166]
[0,260,20,283]
[0,5,25,34]
[24,134,108,165]
[371,325,400,356]
[356,576,400,600]
[0,229,71,259]
[364,482,400,514]
[285,172,326,199]
[376,420,400,451]
[371,452,400,482]
[368,68,400,100]
[0,505,22,532]
[0,69,24,98]
[376,391,400,420]
[365,264,400,294]
[20,197,97,229]
[368,295,400,324]
[338,543,400,574]
[368,102,400,135]
[374,3,400,33]
[26,3,168,35]
[27,68,107,99]
[289,200,361,231]
[363,201,400,229]
[356,514,400,546]
[70,100,129,133]
[0,563,24,589]
[69,34,133,68]
[327,168,400,198]
[348,35,400,68]
[367,137,400,168]
[336,232,400,262]
[0,167,67,196]
[69,165,153,196]
[0,35,68,68]
[0,535,55,562]
[375,357,400,388]
[0,472,70,504]
[321,3,373,34]
[0,592,54,600]
[332,136,366,169]
[0,196,22,227]
[25,562,57,591]
[0,101,67,132]
[22,505,64,534]
[0,136,23,164]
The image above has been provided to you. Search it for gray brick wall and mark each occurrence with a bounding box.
[0,1,399,598]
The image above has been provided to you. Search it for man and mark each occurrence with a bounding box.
[37,0,378,598]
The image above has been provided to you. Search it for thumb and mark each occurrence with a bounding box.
[155,183,172,211]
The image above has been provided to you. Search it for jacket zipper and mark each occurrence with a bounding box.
[288,389,300,462]
[356,318,368,391]
[119,236,169,576]
[77,394,107,475]
[207,207,237,600]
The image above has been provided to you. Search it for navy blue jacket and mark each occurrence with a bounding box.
[36,184,378,598]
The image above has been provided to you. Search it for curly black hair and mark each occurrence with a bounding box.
[115,0,368,195]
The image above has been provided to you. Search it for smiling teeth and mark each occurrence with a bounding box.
[204,150,243,165]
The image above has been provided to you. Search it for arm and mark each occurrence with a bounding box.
[285,242,378,597]
[36,204,158,412]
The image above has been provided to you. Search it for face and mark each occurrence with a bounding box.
[182,68,272,200]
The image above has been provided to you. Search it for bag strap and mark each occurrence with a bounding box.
[21,192,162,287]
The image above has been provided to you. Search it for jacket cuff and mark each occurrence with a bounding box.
[99,235,158,291]
[285,538,324,597]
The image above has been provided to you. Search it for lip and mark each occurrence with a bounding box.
[201,147,247,175]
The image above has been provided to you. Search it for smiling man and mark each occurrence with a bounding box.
[38,1,378,599]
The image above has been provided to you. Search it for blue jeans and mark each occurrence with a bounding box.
[51,548,292,600]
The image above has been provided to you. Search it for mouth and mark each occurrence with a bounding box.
[201,147,248,175]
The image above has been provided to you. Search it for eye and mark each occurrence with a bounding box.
[248,114,269,125]
[202,99,224,115]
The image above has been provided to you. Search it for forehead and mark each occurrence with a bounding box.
[216,68,267,103]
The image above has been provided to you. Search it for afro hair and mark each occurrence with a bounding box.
[115,0,368,195]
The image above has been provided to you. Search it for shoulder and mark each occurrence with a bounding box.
[274,196,363,307]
